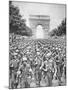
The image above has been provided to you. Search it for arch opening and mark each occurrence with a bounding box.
[36,25,45,39]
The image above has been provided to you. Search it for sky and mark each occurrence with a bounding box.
[12,1,66,31]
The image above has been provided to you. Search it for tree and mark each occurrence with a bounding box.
[60,18,66,35]
[49,28,57,37]
[49,18,66,37]
[9,1,25,33]
[9,1,32,36]
[16,26,32,36]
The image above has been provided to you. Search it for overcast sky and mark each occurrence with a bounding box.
[13,1,66,31]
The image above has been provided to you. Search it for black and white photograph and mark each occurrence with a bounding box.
[9,1,66,89]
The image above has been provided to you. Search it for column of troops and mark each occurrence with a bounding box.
[9,35,66,88]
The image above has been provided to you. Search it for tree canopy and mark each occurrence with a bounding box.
[49,18,66,37]
[9,1,32,36]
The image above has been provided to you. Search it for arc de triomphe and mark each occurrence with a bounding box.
[29,15,50,39]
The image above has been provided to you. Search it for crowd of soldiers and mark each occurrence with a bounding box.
[9,34,66,89]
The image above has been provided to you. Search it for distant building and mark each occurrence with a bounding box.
[29,15,50,39]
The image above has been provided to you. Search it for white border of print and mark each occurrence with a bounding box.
[0,0,67,90]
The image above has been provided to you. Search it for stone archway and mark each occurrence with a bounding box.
[36,25,44,39]
[29,15,50,39]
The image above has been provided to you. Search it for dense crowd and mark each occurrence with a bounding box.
[9,34,66,89]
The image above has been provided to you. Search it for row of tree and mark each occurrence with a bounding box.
[49,18,66,37]
[9,1,32,36]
